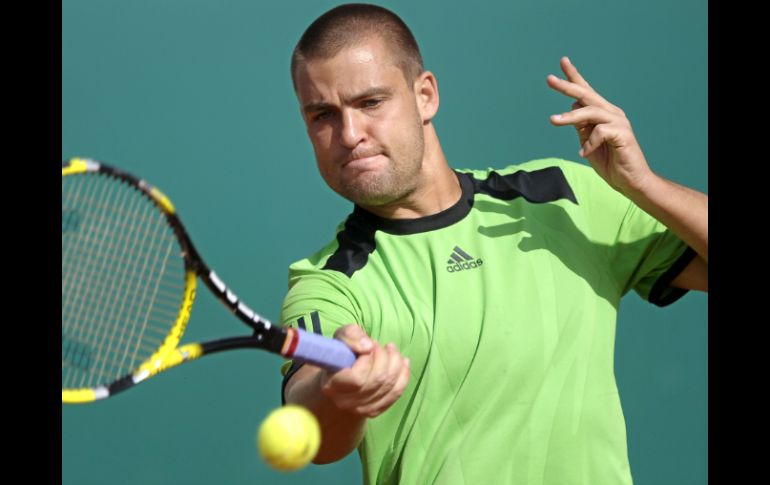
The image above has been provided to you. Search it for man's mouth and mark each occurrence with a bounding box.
[344,153,384,169]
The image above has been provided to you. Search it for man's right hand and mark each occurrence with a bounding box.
[319,324,411,418]
[284,324,411,464]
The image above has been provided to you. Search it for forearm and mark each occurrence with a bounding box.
[626,173,708,262]
[284,365,367,464]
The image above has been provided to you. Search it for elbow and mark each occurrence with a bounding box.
[312,444,358,465]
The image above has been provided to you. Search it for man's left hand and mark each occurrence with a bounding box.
[547,56,654,196]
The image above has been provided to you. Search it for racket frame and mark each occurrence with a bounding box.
[62,158,352,403]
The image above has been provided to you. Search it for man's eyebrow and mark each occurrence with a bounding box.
[303,86,395,114]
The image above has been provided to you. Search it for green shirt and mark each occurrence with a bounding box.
[280,158,695,485]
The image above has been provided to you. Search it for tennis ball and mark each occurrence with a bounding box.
[257,405,321,471]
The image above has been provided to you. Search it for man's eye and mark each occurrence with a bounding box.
[362,99,382,109]
[313,111,332,121]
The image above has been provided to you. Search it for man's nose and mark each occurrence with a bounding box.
[339,109,366,149]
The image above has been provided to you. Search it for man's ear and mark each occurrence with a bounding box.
[414,71,439,122]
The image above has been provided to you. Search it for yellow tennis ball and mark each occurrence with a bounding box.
[257,405,321,471]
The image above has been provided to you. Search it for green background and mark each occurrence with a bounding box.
[62,1,707,484]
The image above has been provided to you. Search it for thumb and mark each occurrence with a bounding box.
[333,324,375,355]
[571,101,591,148]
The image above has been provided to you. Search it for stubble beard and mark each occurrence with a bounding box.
[341,153,422,207]
[337,115,426,208]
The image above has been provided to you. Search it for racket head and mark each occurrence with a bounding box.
[62,158,197,403]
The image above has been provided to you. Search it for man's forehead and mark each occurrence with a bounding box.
[296,42,405,103]
[343,43,378,64]
[301,39,398,76]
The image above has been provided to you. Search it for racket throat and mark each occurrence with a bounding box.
[280,327,301,358]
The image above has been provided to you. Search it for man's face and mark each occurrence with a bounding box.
[294,37,425,207]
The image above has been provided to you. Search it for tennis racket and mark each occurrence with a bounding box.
[62,157,356,404]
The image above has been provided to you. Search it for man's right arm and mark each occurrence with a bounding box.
[283,324,411,464]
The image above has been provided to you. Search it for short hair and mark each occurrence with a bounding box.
[291,3,425,91]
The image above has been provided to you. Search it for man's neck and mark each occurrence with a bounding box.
[359,140,460,220]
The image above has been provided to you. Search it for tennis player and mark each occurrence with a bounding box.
[280,4,707,484]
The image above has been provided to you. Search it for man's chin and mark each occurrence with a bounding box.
[345,191,395,207]
[335,169,415,207]
[338,183,398,207]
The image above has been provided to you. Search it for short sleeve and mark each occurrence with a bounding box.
[551,158,695,307]
[278,265,362,402]
[612,200,696,306]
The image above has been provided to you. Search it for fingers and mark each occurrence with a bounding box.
[546,73,599,109]
[549,102,635,156]
[544,57,650,193]
[549,92,634,158]
[366,349,410,415]
[569,101,591,146]
[546,57,618,114]
[559,56,589,88]
[320,337,410,418]
[355,344,410,417]
[579,123,622,158]
[333,324,374,354]
[549,105,617,128]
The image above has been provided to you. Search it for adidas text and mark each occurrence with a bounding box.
[446,259,484,273]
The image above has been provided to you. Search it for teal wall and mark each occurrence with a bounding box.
[62,1,707,484]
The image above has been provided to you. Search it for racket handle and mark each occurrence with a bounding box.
[291,329,357,371]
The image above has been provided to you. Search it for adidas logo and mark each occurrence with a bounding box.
[446,246,483,273]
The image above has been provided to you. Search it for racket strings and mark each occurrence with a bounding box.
[62,335,164,372]
[62,173,186,390]
[104,183,182,383]
[65,176,182,386]
[62,329,168,359]
[63,173,151,387]
[62,337,168,372]
[62,252,185,303]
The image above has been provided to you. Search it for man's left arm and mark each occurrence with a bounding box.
[625,175,707,291]
[546,56,707,292]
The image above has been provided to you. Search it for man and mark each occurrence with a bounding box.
[280,4,707,484]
